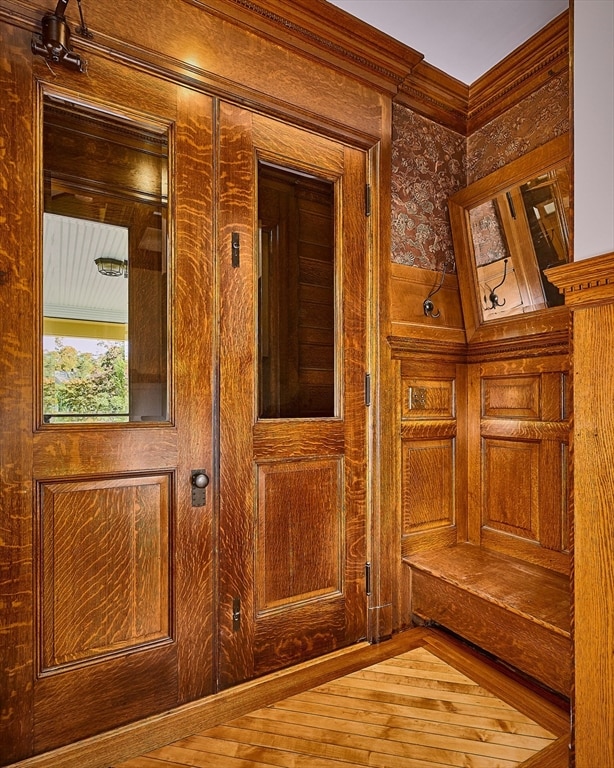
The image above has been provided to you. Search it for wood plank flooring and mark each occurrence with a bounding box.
[114,630,569,768]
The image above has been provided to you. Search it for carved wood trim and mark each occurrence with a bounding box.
[388,335,467,364]
[467,11,569,133]
[467,327,570,364]
[0,1,382,147]
[397,10,569,136]
[205,0,423,92]
[396,62,468,135]
[0,0,568,140]
[0,0,420,97]
[546,251,614,308]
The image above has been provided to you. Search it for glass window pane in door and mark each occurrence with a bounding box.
[258,163,335,419]
[42,96,169,423]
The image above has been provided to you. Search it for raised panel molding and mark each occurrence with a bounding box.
[38,474,172,672]
[402,378,455,420]
[392,345,463,563]
[255,457,342,614]
[482,375,541,419]
[401,439,455,536]
[482,439,539,541]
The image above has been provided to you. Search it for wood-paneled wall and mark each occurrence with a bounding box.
[547,252,614,767]
[466,332,570,574]
[388,11,572,702]
[391,318,571,603]
[0,1,577,764]
[1,1,399,764]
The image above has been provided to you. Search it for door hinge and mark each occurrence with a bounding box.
[365,561,372,596]
[231,232,240,268]
[365,373,371,407]
[232,596,241,631]
[365,184,371,217]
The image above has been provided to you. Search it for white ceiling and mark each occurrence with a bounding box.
[44,214,128,325]
[327,0,569,84]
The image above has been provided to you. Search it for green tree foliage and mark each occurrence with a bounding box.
[43,338,128,422]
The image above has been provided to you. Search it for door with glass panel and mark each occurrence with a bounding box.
[217,103,369,686]
[26,72,213,754]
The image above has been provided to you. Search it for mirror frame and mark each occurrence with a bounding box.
[448,134,570,341]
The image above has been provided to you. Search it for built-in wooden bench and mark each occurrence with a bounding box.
[404,543,571,697]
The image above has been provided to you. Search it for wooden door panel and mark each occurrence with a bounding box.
[33,429,178,476]
[253,456,345,677]
[253,420,344,456]
[218,104,368,688]
[253,601,346,677]
[34,645,177,752]
[255,457,343,612]
[217,103,257,688]
[0,38,214,760]
[39,474,171,669]
[251,119,344,175]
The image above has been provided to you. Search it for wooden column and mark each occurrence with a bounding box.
[547,252,614,768]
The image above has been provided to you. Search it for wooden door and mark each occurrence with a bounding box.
[217,103,369,686]
[0,34,214,761]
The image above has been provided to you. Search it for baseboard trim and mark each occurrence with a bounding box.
[7,631,430,768]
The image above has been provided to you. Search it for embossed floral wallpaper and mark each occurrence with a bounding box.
[467,72,570,184]
[391,71,570,273]
[391,104,465,273]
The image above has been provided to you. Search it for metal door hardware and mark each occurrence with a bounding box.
[232,596,241,631]
[191,469,210,507]
[231,232,240,267]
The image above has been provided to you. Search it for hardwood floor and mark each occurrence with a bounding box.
[114,629,569,768]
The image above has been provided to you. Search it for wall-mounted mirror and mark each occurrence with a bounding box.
[448,135,570,337]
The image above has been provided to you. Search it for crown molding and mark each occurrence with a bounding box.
[0,0,422,97]
[396,61,468,134]
[195,0,424,95]
[1,0,569,135]
[467,10,569,133]
[396,10,569,136]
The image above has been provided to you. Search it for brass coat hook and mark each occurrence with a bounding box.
[423,263,446,318]
[484,258,508,310]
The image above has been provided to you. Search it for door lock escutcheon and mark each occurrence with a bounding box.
[191,469,210,507]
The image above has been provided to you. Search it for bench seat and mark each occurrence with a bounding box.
[404,543,571,696]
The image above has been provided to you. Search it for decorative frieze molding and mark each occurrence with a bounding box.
[546,252,614,308]
[398,9,569,136]
[1,0,568,136]
[468,11,569,133]
[192,0,423,94]
[396,62,468,135]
